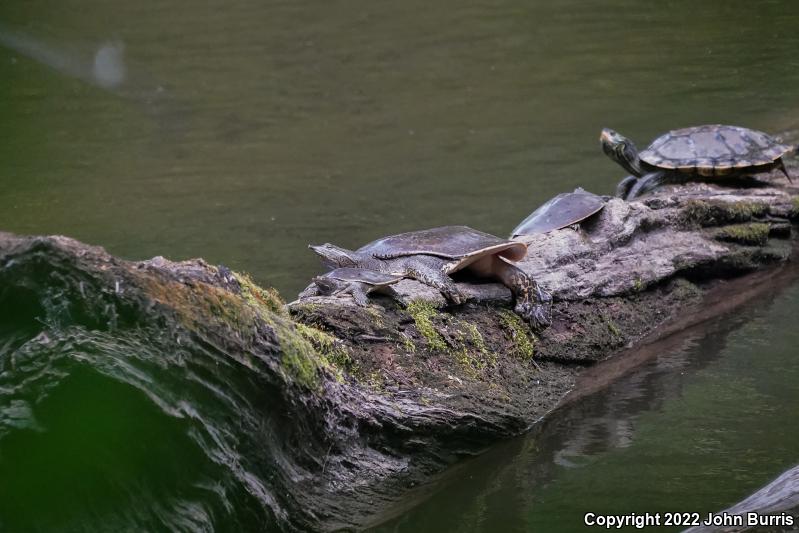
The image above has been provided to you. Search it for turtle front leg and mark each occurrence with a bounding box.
[615,175,638,199]
[493,257,552,330]
[626,170,668,200]
[308,277,370,306]
[326,280,371,306]
[342,282,371,306]
[393,256,467,305]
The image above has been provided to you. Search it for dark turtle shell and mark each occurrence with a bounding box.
[323,267,402,287]
[639,125,793,177]
[511,188,605,237]
[358,225,527,273]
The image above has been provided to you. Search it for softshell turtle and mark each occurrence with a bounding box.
[511,188,606,237]
[309,225,552,329]
[600,125,795,200]
[298,267,402,305]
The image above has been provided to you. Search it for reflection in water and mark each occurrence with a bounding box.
[0,24,129,93]
[0,22,190,153]
[92,41,126,89]
[0,24,115,87]
[374,283,799,532]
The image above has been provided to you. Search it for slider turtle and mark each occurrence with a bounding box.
[600,125,795,200]
[511,188,606,237]
[298,268,402,305]
[309,225,551,329]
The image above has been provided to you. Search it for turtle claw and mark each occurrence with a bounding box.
[515,300,552,331]
[440,286,466,305]
[515,284,552,330]
[535,284,553,306]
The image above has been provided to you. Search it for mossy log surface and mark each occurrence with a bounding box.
[1,171,799,531]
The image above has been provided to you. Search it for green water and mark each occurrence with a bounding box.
[2,0,799,531]
[373,281,799,531]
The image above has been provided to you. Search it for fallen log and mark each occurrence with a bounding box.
[0,171,798,531]
[683,464,799,533]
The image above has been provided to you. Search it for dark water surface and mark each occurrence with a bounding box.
[2,0,799,531]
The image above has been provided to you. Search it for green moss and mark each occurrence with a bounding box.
[605,318,621,337]
[682,199,768,227]
[452,320,496,377]
[227,272,331,387]
[291,302,321,314]
[277,325,324,389]
[233,272,287,317]
[460,321,489,355]
[670,278,703,302]
[726,201,768,219]
[791,196,799,219]
[141,274,258,335]
[406,299,447,351]
[498,310,536,361]
[633,278,645,292]
[715,222,770,246]
[222,272,328,388]
[488,382,512,403]
[400,333,416,353]
[365,306,386,328]
[454,351,478,377]
[365,371,385,391]
[141,270,329,390]
[296,323,353,371]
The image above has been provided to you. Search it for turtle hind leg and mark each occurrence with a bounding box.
[344,283,371,306]
[396,256,466,305]
[626,170,669,200]
[492,257,551,330]
[776,158,793,183]
[615,175,638,198]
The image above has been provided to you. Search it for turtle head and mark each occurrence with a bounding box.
[311,275,341,295]
[309,243,360,269]
[600,128,643,177]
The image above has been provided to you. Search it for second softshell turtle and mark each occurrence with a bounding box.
[511,188,606,237]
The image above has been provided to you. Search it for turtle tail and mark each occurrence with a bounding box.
[776,158,793,183]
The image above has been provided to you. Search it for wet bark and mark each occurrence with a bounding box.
[1,171,798,531]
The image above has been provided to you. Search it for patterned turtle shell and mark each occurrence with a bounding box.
[639,125,793,177]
